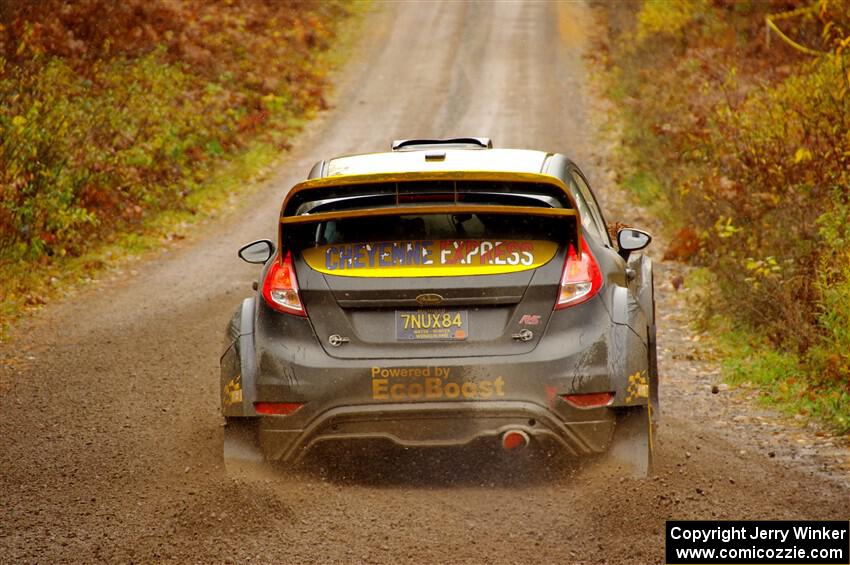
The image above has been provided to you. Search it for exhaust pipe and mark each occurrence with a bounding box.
[501,429,530,451]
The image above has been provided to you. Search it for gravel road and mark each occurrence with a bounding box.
[1,2,847,564]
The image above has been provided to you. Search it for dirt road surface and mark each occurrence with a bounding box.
[1,2,847,564]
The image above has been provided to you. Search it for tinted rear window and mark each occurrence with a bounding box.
[292,213,576,247]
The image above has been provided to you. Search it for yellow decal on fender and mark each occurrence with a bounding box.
[222,375,243,407]
[301,239,558,277]
[625,371,649,403]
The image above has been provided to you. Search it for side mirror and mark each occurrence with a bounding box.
[238,239,275,264]
[617,228,652,258]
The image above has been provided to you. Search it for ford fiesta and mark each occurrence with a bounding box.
[220,138,658,475]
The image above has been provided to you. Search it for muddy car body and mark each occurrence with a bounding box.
[221,138,657,473]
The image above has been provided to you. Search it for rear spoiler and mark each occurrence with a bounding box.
[278,171,582,250]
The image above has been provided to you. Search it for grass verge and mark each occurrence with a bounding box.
[594,1,850,435]
[688,268,850,435]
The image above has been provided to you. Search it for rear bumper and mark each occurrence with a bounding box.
[221,294,649,461]
[255,400,615,461]
[222,293,649,418]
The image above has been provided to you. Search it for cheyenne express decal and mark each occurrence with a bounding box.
[301,239,559,277]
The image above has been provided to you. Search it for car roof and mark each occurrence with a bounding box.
[318,148,552,178]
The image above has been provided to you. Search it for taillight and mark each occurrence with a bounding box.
[254,402,303,415]
[555,239,602,309]
[262,250,306,316]
[561,392,614,408]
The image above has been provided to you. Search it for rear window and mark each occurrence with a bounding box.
[307,213,573,246]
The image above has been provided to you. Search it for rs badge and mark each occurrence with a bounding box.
[519,314,541,325]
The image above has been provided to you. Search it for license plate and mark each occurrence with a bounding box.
[396,309,468,341]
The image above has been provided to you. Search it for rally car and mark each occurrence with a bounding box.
[221,138,658,475]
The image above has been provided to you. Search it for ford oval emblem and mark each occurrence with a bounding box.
[416,293,444,306]
[328,334,350,347]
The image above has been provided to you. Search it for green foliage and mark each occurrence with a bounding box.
[623,171,666,208]
[0,0,356,330]
[810,192,850,385]
[0,0,352,263]
[604,1,850,432]
[0,50,210,260]
[720,328,850,434]
[694,55,850,350]
[635,0,708,43]
[722,332,800,389]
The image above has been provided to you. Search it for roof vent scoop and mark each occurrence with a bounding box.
[391,137,493,151]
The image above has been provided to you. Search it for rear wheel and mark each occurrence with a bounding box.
[608,406,654,477]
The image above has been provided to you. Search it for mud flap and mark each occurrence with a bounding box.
[223,417,265,476]
[608,406,653,478]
